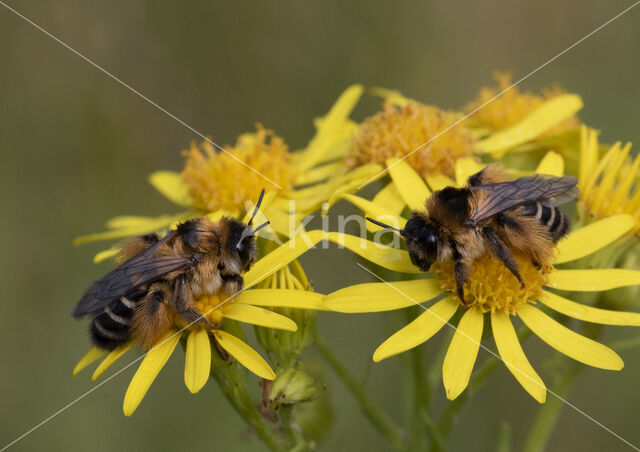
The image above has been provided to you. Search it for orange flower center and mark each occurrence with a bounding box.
[181,126,296,213]
[432,253,551,315]
[345,102,475,178]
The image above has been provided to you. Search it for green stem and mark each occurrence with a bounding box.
[211,354,290,452]
[496,422,511,452]
[315,333,405,450]
[521,360,581,452]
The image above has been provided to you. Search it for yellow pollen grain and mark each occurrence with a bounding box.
[193,294,224,326]
[432,253,550,315]
[181,125,296,213]
[464,71,580,134]
[345,102,476,178]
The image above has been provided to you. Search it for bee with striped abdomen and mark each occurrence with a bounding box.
[72,190,270,351]
[367,165,578,304]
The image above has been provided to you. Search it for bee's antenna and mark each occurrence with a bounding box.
[365,217,403,233]
[252,220,271,234]
[249,189,266,226]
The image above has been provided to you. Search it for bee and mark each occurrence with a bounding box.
[367,165,578,304]
[72,190,270,351]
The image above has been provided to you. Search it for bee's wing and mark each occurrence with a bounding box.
[71,231,193,317]
[469,174,578,223]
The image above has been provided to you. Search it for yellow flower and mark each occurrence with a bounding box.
[370,83,583,161]
[464,71,581,134]
[345,101,476,178]
[72,230,327,416]
[578,125,640,234]
[181,126,296,213]
[74,85,382,252]
[323,156,640,402]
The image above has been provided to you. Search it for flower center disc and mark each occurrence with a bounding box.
[194,294,224,326]
[346,102,475,177]
[432,253,550,315]
[182,126,296,213]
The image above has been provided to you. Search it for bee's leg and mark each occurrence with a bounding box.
[482,227,525,288]
[451,245,470,306]
[173,274,214,329]
[211,335,229,360]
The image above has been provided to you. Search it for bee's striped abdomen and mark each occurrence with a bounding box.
[522,201,569,242]
[90,287,147,350]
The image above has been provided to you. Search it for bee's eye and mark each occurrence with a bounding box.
[236,236,254,271]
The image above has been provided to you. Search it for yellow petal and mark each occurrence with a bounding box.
[234,289,326,310]
[491,311,546,403]
[369,86,412,107]
[214,330,276,380]
[148,171,192,207]
[338,194,406,233]
[73,214,187,245]
[386,157,431,211]
[93,247,120,264]
[123,332,181,416]
[518,304,623,370]
[372,181,406,215]
[294,161,343,185]
[73,347,107,376]
[92,342,136,380]
[442,307,484,400]
[425,173,455,191]
[554,215,635,264]
[324,279,444,313]
[373,296,458,362]
[325,232,419,274]
[477,94,583,155]
[548,269,640,292]
[244,230,324,289]
[322,164,385,213]
[540,290,640,325]
[535,151,564,177]
[184,329,211,394]
[298,85,363,171]
[454,158,485,187]
[223,304,298,331]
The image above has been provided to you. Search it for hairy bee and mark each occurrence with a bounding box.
[72,190,270,351]
[367,165,578,304]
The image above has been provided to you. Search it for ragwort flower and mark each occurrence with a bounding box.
[323,156,640,402]
[464,71,581,134]
[73,230,326,415]
[578,125,640,234]
[74,85,381,252]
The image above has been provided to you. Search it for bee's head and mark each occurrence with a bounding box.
[402,214,441,271]
[365,213,441,272]
[226,189,270,272]
[226,219,258,272]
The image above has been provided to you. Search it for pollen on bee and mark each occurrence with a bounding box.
[432,252,551,315]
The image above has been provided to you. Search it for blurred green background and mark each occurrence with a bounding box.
[1,1,640,451]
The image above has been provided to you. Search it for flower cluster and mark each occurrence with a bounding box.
[71,75,640,450]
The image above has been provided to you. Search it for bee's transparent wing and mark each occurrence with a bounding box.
[71,231,192,317]
[470,175,578,223]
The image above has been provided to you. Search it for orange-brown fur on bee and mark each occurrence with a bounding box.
[75,216,258,351]
[383,164,577,304]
